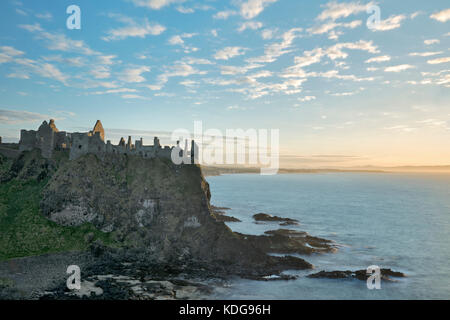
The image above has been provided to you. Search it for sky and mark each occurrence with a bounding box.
[0,0,449,168]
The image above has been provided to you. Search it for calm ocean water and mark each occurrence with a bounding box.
[207,173,450,300]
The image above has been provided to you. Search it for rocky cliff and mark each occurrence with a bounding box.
[1,149,311,279]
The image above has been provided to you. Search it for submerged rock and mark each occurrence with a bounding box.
[238,229,338,255]
[308,269,406,281]
[253,213,299,225]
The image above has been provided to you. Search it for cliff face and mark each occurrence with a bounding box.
[1,149,312,277]
[40,153,274,270]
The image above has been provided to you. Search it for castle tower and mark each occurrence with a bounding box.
[49,119,59,132]
[92,120,105,142]
[154,137,161,148]
[191,140,198,164]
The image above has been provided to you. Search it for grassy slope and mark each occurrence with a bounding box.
[0,154,117,261]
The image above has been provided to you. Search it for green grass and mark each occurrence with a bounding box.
[0,177,118,261]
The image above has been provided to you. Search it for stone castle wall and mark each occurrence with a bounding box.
[19,119,195,162]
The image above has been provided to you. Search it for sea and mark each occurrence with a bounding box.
[206,173,450,300]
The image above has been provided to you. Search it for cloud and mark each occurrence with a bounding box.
[213,10,238,19]
[90,65,111,79]
[0,46,25,64]
[261,29,276,39]
[0,109,52,124]
[220,63,262,75]
[410,52,443,58]
[20,24,98,55]
[384,64,415,72]
[12,57,69,84]
[410,11,422,19]
[179,80,198,87]
[308,20,362,39]
[35,12,52,20]
[370,15,406,31]
[102,15,165,41]
[146,84,164,91]
[42,55,85,67]
[131,0,184,10]
[240,0,278,20]
[16,8,27,16]
[298,96,316,102]
[156,62,207,87]
[118,66,151,83]
[167,36,183,46]
[365,55,391,63]
[91,88,138,95]
[176,6,194,14]
[121,94,146,99]
[7,72,30,79]
[427,57,450,65]
[168,33,198,54]
[430,8,450,22]
[167,33,197,53]
[282,40,379,78]
[384,125,416,133]
[238,21,263,32]
[214,47,247,60]
[183,57,214,65]
[330,90,360,96]
[247,27,302,64]
[424,39,440,45]
[317,1,371,21]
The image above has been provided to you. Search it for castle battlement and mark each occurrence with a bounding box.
[19,120,196,162]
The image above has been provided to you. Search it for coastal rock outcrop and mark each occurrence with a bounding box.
[253,213,300,226]
[39,152,312,277]
[308,269,406,281]
[237,229,338,255]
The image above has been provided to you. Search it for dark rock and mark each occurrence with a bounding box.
[308,269,406,281]
[211,205,241,222]
[253,213,299,225]
[214,215,242,222]
[238,229,337,255]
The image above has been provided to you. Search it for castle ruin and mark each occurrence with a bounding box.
[18,120,197,162]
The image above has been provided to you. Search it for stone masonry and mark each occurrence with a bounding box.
[18,120,197,162]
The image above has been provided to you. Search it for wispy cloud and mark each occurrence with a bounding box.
[317,1,371,21]
[427,57,450,65]
[20,24,98,55]
[102,15,165,41]
[214,47,247,60]
[365,55,391,63]
[130,0,184,10]
[118,66,151,83]
[238,21,263,32]
[240,0,278,20]
[370,15,406,31]
[409,52,443,57]
[384,64,415,72]
[213,10,238,20]
[424,39,440,45]
[0,46,24,64]
[0,109,52,124]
